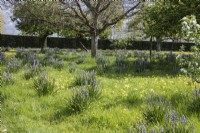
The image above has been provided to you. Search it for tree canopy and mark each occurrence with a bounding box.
[128,0,200,43]
[10,0,141,56]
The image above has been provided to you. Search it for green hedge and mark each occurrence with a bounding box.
[0,34,194,51]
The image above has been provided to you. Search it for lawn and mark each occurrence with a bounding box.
[0,48,199,133]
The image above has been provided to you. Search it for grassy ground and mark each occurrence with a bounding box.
[1,49,200,133]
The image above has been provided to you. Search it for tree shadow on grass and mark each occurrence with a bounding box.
[84,62,179,80]
[103,96,144,110]
[50,107,75,122]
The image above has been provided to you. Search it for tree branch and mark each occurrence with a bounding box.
[99,2,140,34]
[75,1,93,29]
[98,2,111,14]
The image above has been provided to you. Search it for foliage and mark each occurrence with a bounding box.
[7,57,21,73]
[33,73,56,96]
[0,52,6,65]
[15,47,27,59]
[129,0,200,43]
[134,56,150,73]
[76,54,85,64]
[143,93,167,124]
[115,50,128,72]
[188,86,200,116]
[24,60,43,80]
[135,110,194,133]
[68,88,90,113]
[1,48,200,132]
[68,62,77,73]
[0,47,10,52]
[133,92,194,133]
[74,70,97,86]
[0,71,14,86]
[163,110,194,133]
[177,15,200,83]
[111,38,132,49]
[96,54,110,72]
[69,82,101,113]
[52,59,65,71]
[12,1,60,37]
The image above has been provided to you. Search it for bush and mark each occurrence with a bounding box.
[33,74,56,96]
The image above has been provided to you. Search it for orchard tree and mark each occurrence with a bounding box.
[129,0,200,52]
[60,0,141,57]
[6,0,141,56]
[12,1,62,51]
[178,15,200,84]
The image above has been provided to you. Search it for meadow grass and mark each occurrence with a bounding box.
[0,49,199,133]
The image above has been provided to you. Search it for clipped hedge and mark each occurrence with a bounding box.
[0,34,194,51]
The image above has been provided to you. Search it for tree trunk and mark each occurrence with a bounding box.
[91,34,98,57]
[156,38,162,51]
[150,36,153,63]
[91,11,98,57]
[171,39,175,54]
[40,35,48,52]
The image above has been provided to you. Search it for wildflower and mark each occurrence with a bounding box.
[171,110,178,121]
[180,115,187,124]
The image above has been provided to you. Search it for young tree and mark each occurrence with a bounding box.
[178,15,200,84]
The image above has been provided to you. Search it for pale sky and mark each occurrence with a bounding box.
[2,9,20,35]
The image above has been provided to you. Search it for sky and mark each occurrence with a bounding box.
[2,9,20,35]
[0,6,130,38]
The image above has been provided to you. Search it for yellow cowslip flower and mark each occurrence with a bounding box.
[125,84,130,88]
